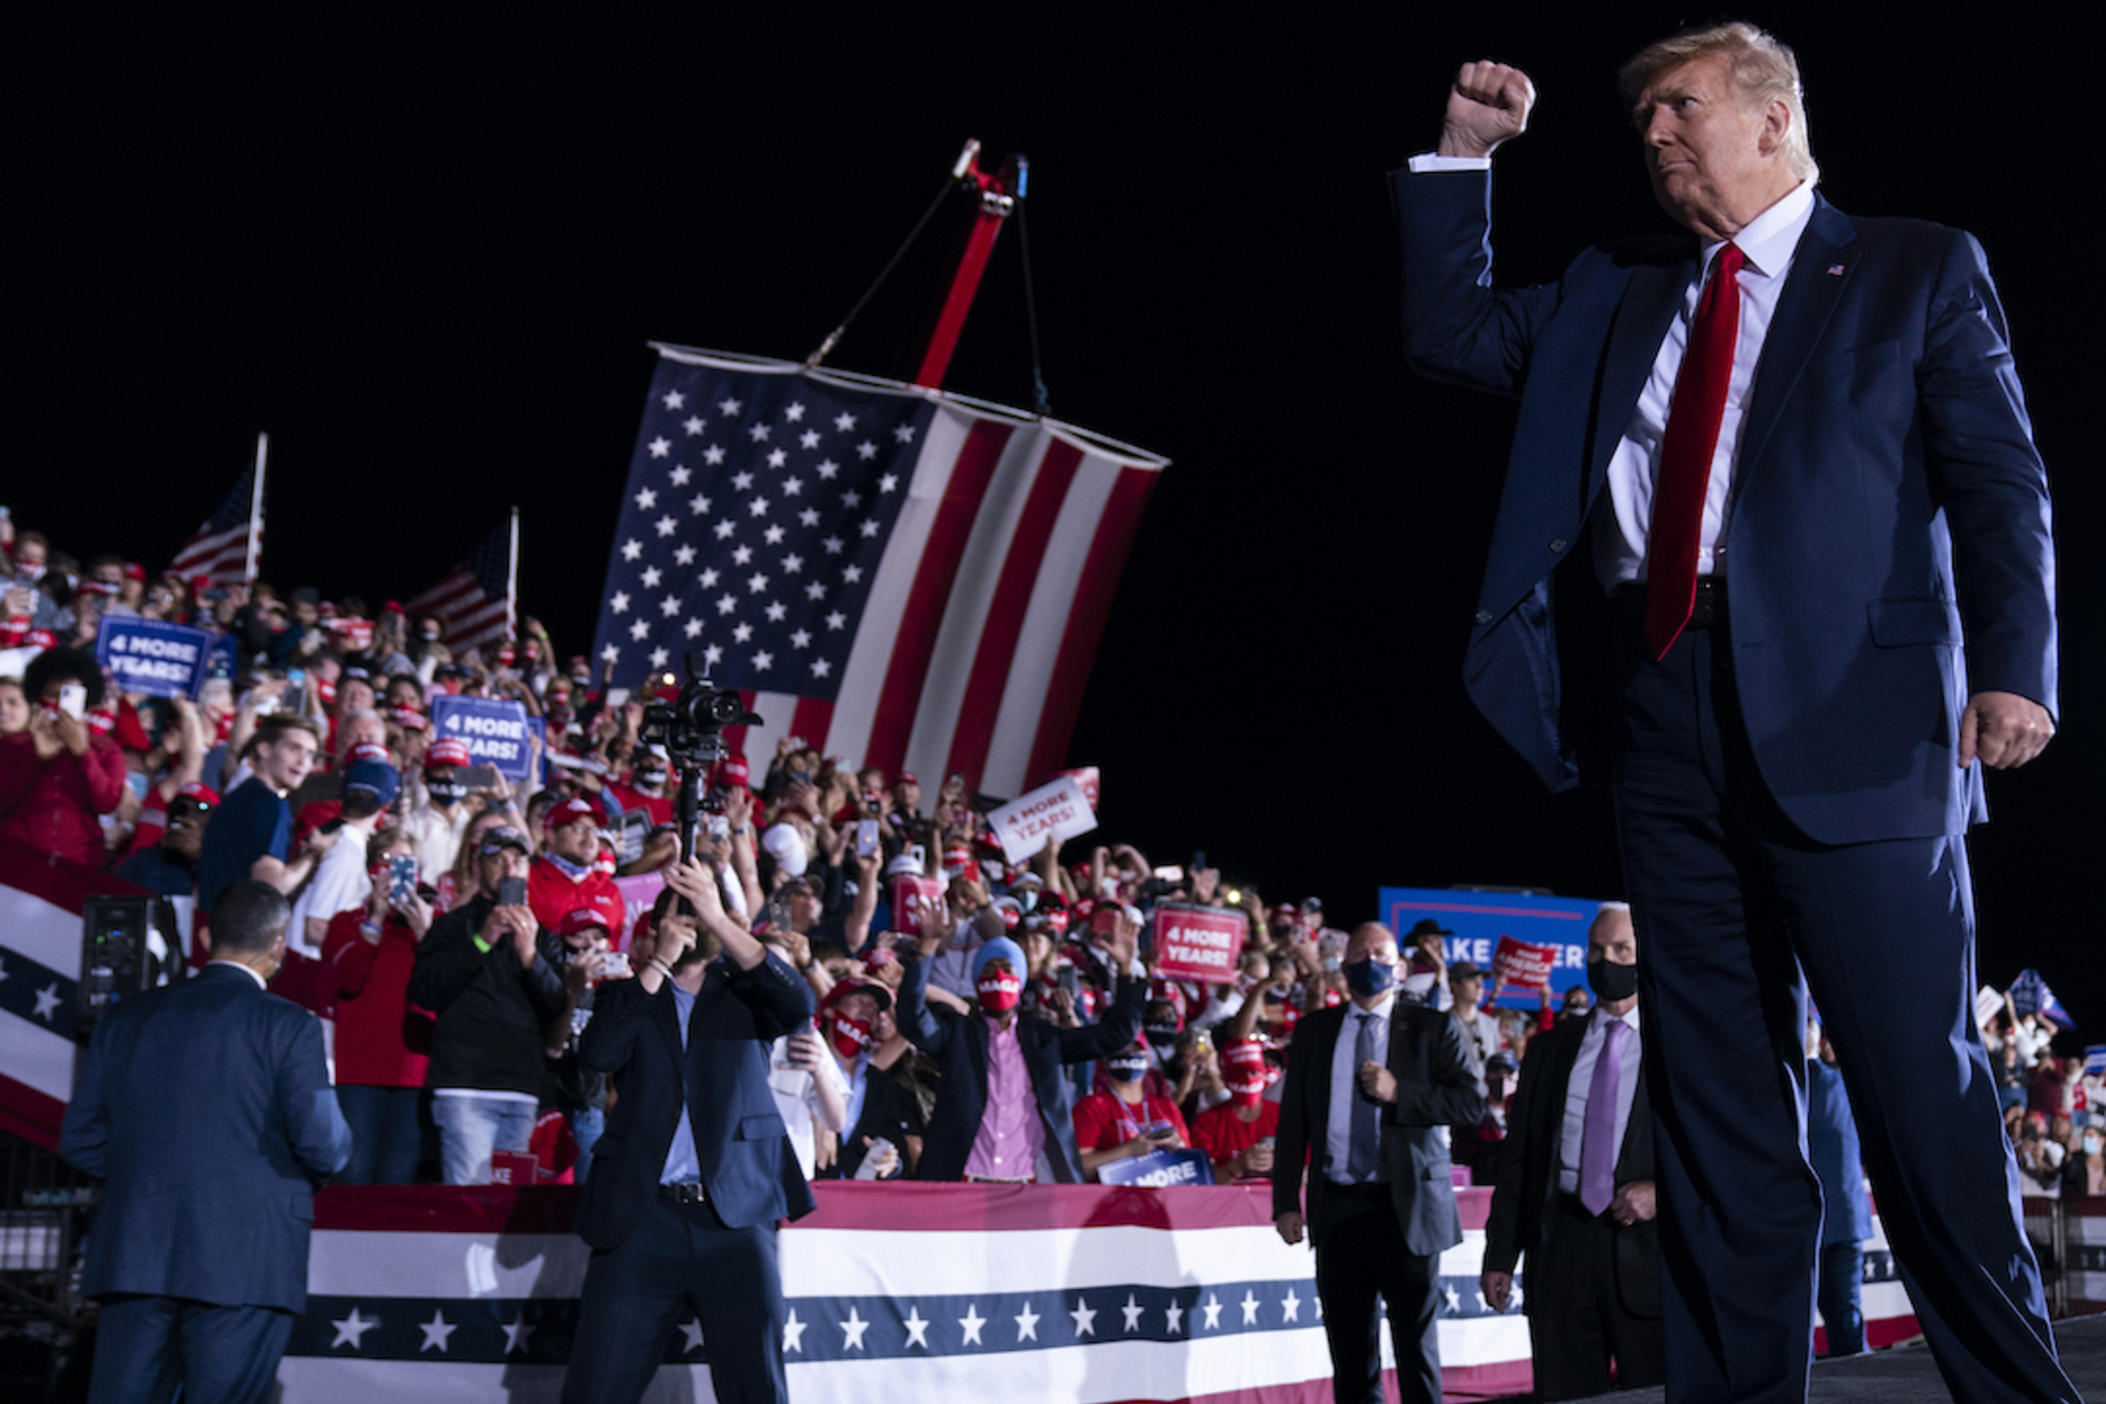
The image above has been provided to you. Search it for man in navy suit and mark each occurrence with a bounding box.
[563,856,815,1404]
[59,880,352,1404]
[1272,923,1482,1404]
[1395,20,2070,1403]
[1480,903,1663,1400]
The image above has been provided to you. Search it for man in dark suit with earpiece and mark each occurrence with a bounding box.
[1273,921,1482,1404]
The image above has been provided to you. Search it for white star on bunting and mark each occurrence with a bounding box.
[330,1308,377,1350]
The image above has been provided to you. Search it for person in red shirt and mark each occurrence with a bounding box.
[1072,1034,1191,1180]
[602,744,673,826]
[0,649,128,866]
[321,827,436,1183]
[527,797,622,934]
[1192,1037,1282,1184]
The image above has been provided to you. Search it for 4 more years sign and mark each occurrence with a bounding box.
[1151,904,1246,983]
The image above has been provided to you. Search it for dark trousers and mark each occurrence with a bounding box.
[1610,614,2073,1403]
[1818,1240,1865,1357]
[1526,1197,1665,1402]
[89,1294,294,1404]
[1311,1180,1441,1404]
[336,1084,423,1185]
[562,1192,788,1404]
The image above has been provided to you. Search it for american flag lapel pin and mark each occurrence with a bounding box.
[1826,262,1846,277]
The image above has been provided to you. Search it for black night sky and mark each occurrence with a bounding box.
[16,8,2102,1026]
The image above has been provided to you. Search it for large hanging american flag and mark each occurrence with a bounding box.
[407,518,516,655]
[592,347,1165,795]
[167,459,263,588]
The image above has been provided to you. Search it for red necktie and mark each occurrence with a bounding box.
[1645,242,1746,658]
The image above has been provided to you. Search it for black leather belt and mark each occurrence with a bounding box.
[1616,576,1727,629]
[657,1181,708,1204]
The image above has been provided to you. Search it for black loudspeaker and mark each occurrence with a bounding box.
[77,894,183,1040]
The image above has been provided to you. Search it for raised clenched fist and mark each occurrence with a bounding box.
[1439,60,1536,159]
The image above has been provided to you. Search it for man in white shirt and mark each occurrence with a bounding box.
[287,756,398,961]
[402,736,476,881]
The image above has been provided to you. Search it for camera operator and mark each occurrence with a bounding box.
[563,855,815,1404]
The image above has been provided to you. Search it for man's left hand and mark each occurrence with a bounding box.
[1609,1179,1656,1226]
[1358,1060,1397,1103]
[1959,691,2054,770]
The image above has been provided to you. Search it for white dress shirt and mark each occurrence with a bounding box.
[1594,181,1817,587]
[769,1033,849,1181]
[287,813,379,957]
[1404,156,1817,588]
[1326,994,1394,1184]
[1558,1003,1644,1196]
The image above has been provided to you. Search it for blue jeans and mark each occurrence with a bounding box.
[336,1085,424,1185]
[431,1093,537,1185]
[569,1105,605,1184]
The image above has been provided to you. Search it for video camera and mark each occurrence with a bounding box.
[639,653,762,867]
[637,652,759,771]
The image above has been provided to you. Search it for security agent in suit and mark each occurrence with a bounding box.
[899,898,1145,1183]
[59,880,352,1404]
[1481,903,1664,1401]
[563,857,816,1404]
[1398,24,2070,1403]
[1273,922,1483,1404]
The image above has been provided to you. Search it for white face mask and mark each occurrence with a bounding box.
[2087,1135,2104,1157]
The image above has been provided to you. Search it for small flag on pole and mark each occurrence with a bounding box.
[407,519,517,655]
[168,437,266,588]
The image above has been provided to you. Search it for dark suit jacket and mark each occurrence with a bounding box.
[573,953,816,1247]
[1482,1011,1658,1318]
[898,951,1143,1183]
[58,963,352,1313]
[1272,999,1484,1257]
[1393,169,2055,845]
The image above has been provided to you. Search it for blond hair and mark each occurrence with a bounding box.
[1620,21,1818,183]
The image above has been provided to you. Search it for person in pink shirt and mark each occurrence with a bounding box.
[898,905,1143,1183]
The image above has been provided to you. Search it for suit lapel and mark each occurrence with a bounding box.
[1544,1018,1587,1164]
[1586,251,1696,502]
[1732,198,1857,488]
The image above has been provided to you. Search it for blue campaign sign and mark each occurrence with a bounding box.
[95,617,214,699]
[429,695,535,783]
[206,634,239,681]
[1378,887,1604,1010]
[1097,1147,1214,1189]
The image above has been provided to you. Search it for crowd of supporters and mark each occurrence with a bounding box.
[4,511,2100,1205]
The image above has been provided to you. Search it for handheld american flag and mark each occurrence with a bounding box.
[408,517,516,655]
[168,446,265,588]
[592,347,1165,795]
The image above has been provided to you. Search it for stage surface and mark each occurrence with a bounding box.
[1578,1311,2106,1403]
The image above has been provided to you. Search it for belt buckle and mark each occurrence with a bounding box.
[1690,577,1721,629]
[660,1181,707,1205]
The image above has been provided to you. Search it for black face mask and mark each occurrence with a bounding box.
[428,780,468,805]
[1587,958,1639,1003]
